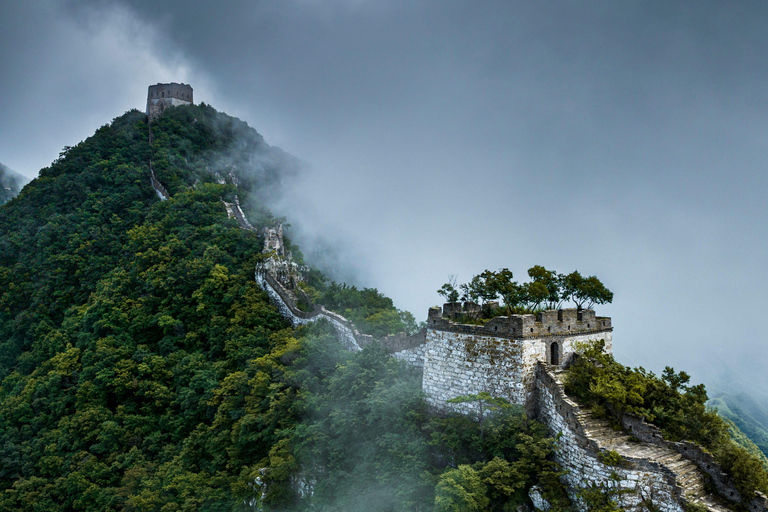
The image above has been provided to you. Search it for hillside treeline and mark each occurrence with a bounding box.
[0,106,567,511]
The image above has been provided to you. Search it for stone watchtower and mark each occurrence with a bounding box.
[146,83,193,121]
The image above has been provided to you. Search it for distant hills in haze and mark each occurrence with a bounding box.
[710,391,768,461]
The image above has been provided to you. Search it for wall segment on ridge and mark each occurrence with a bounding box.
[255,270,427,356]
[422,326,612,415]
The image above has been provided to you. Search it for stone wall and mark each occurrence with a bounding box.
[150,169,170,200]
[255,271,361,351]
[391,342,426,369]
[147,82,193,120]
[421,324,612,415]
[429,304,612,338]
[534,364,687,512]
[620,412,768,511]
[255,271,428,358]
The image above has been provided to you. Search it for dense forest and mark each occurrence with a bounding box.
[3,103,767,511]
[0,105,568,511]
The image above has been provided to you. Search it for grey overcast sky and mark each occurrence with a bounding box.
[1,0,767,393]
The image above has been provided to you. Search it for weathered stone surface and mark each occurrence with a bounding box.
[421,326,611,415]
[146,82,193,120]
[529,485,551,511]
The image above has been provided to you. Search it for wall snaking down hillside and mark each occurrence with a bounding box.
[255,271,427,356]
[255,270,758,511]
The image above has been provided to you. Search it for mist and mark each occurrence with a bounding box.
[2,0,768,395]
[0,163,26,205]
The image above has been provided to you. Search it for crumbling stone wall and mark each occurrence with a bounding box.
[620,412,768,511]
[150,169,170,200]
[255,271,361,350]
[534,363,687,512]
[255,271,427,358]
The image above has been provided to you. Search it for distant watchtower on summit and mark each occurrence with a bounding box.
[146,83,193,121]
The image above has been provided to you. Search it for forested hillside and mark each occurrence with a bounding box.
[0,105,566,511]
[710,392,768,461]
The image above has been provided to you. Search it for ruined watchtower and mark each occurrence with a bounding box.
[146,83,193,121]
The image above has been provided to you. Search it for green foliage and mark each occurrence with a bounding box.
[577,480,625,512]
[434,465,489,512]
[0,107,297,510]
[565,341,768,502]
[437,267,613,318]
[305,279,420,337]
[268,328,570,511]
[0,104,565,512]
[597,450,625,468]
[709,392,768,464]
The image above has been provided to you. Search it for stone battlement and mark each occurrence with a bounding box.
[428,304,612,338]
[146,82,193,120]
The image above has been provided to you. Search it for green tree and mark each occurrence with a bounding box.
[434,465,490,512]
[437,275,461,304]
[527,265,562,309]
[490,268,522,315]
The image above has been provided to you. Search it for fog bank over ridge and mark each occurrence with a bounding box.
[1,0,767,394]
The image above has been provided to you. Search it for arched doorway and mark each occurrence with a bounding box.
[550,342,559,366]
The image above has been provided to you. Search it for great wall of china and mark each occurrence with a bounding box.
[144,93,767,512]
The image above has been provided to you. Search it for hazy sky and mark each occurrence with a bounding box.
[1,1,767,393]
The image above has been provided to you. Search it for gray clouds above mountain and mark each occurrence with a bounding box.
[1,0,767,389]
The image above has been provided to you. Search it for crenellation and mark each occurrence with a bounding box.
[146,82,194,121]
[250,229,745,511]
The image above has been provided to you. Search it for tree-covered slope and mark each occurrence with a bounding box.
[0,106,298,508]
[710,392,768,461]
[0,105,567,511]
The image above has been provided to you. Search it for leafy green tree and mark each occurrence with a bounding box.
[562,271,613,310]
[434,465,490,512]
[437,275,461,303]
[490,268,522,315]
[527,265,562,309]
[522,281,549,312]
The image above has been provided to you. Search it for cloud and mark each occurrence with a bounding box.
[2,0,768,392]
[0,0,214,179]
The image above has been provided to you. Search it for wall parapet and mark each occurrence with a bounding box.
[428,305,611,339]
[535,363,766,512]
[620,412,768,511]
[255,270,426,355]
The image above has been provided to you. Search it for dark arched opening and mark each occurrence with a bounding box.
[550,342,559,366]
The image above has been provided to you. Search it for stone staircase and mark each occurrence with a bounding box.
[552,368,733,512]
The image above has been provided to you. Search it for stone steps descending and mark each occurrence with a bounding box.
[576,410,732,512]
[546,369,734,512]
